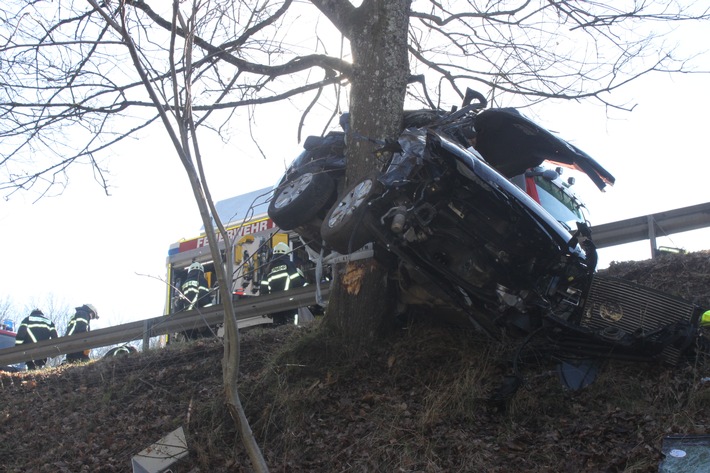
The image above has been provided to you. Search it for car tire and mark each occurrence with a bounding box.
[268,172,336,230]
[321,175,382,254]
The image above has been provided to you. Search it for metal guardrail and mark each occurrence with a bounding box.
[0,284,328,367]
[591,201,710,253]
[3,202,708,368]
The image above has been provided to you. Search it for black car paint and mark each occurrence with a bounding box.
[268,102,702,368]
[353,127,594,336]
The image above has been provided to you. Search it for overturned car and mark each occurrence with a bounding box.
[268,92,703,366]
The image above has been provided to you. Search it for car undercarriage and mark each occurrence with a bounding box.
[268,91,704,376]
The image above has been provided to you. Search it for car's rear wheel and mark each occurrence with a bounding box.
[268,172,336,230]
[321,176,382,254]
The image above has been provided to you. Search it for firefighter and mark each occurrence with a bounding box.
[260,242,306,325]
[14,309,58,370]
[64,304,99,364]
[176,261,213,340]
[103,344,138,358]
[176,261,212,312]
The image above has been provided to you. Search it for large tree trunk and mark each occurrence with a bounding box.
[323,0,411,351]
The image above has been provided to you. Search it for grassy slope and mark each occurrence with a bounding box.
[2,251,709,472]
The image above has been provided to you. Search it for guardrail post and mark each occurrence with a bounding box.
[143,320,151,352]
[648,215,657,258]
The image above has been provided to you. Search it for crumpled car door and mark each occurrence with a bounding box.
[473,108,616,191]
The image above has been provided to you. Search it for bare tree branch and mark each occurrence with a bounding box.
[1,0,708,468]
[2,0,707,195]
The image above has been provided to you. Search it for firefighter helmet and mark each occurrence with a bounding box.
[273,242,290,255]
[82,304,99,320]
[188,261,204,273]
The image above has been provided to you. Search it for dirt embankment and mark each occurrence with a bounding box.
[1,251,709,472]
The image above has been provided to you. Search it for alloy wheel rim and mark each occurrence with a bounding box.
[274,173,313,209]
[327,179,373,228]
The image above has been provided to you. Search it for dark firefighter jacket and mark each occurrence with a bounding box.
[260,255,306,295]
[177,270,211,311]
[66,308,93,337]
[65,307,94,363]
[15,311,58,369]
[15,311,58,347]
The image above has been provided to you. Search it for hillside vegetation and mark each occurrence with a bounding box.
[2,251,710,472]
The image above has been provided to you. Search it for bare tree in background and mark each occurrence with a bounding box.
[23,295,73,337]
[0,297,15,329]
[3,1,707,197]
[1,0,708,468]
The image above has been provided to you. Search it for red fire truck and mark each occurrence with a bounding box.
[164,187,301,316]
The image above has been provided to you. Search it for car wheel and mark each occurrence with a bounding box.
[321,175,382,254]
[268,172,336,230]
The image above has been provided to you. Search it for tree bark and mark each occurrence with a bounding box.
[323,0,412,351]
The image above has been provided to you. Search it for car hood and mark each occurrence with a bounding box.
[473,108,615,191]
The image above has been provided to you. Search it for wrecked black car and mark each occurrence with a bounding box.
[268,92,703,368]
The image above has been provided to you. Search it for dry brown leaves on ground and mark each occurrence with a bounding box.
[1,251,710,472]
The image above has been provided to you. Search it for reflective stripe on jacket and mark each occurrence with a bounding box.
[260,257,306,295]
[66,311,91,337]
[15,315,58,346]
[179,271,211,311]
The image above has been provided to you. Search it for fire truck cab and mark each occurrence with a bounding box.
[164,187,307,316]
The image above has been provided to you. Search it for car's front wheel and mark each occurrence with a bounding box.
[268,172,336,230]
[321,175,383,254]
